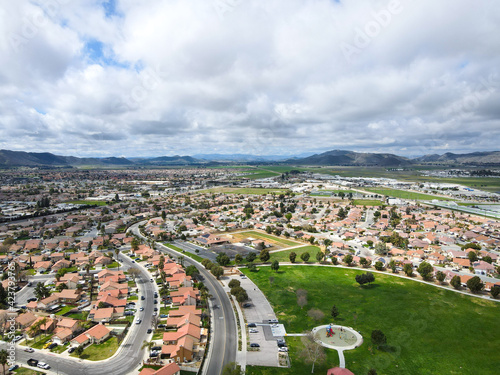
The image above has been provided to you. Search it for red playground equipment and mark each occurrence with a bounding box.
[326,325,335,337]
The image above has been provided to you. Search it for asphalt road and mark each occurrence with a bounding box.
[172,240,217,262]
[5,253,155,375]
[129,223,237,375]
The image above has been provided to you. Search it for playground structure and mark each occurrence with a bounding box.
[312,324,363,350]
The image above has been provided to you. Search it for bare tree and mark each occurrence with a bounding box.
[307,308,325,321]
[128,267,141,281]
[300,332,326,373]
[296,289,308,309]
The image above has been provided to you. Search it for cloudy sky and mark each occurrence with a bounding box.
[0,0,499,158]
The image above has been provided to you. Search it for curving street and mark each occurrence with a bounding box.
[4,253,156,375]
[129,223,237,375]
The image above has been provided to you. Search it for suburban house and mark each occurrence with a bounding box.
[71,323,111,346]
[138,362,181,375]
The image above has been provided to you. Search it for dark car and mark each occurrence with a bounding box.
[147,329,152,334]
[151,346,161,351]
[48,343,58,350]
[153,307,158,312]
[250,343,260,348]
[68,347,76,353]
[157,324,166,328]
[27,297,37,302]
[243,303,252,308]
[247,323,256,327]
[27,358,38,367]
[8,365,19,371]
[141,296,145,300]
[153,300,158,304]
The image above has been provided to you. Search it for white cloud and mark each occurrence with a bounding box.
[0,0,499,157]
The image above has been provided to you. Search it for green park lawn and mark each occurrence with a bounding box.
[55,305,75,315]
[351,199,384,206]
[234,231,301,247]
[67,200,107,206]
[165,243,204,263]
[242,266,500,375]
[363,188,452,201]
[13,368,45,375]
[268,246,322,263]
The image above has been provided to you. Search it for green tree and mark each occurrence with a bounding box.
[34,282,51,300]
[490,285,500,299]
[367,369,377,375]
[228,279,241,289]
[436,271,446,283]
[388,259,397,273]
[316,251,324,263]
[344,254,353,266]
[216,252,230,267]
[450,275,461,289]
[0,349,7,375]
[300,252,310,262]
[211,265,224,280]
[403,263,413,277]
[289,251,297,263]
[468,251,478,264]
[417,261,434,280]
[331,305,339,319]
[234,254,243,265]
[374,261,384,271]
[359,257,369,268]
[371,330,387,349]
[246,252,257,263]
[75,344,85,357]
[374,242,388,255]
[259,249,270,263]
[271,260,280,272]
[466,276,484,293]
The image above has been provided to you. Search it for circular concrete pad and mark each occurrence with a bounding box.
[312,325,363,350]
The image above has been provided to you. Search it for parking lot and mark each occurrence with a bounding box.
[229,274,287,367]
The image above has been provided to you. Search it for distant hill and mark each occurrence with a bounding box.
[288,150,412,167]
[140,155,203,166]
[414,151,500,166]
[0,150,134,167]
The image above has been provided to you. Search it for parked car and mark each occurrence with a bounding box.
[139,307,144,311]
[153,307,158,312]
[247,323,256,327]
[243,303,252,308]
[269,319,279,324]
[13,335,23,342]
[150,278,154,283]
[249,329,258,333]
[68,347,76,353]
[160,314,168,318]
[48,343,58,350]
[278,347,289,352]
[141,295,145,300]
[151,346,161,351]
[135,319,142,324]
[250,343,260,348]
[27,358,38,367]
[8,364,19,371]
[147,329,152,334]
[153,300,158,304]
[157,324,166,328]
[24,347,35,353]
[43,342,51,349]
[27,297,37,302]
[37,362,50,369]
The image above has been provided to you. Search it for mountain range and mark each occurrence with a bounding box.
[1,149,499,168]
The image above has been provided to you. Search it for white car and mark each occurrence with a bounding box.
[278,347,288,352]
[37,362,50,370]
[249,329,258,333]
[135,319,142,324]
[24,347,35,353]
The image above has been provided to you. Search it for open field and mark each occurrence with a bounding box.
[268,245,322,263]
[363,188,453,201]
[351,199,384,206]
[67,200,107,206]
[242,266,500,375]
[229,231,301,248]
[199,187,289,195]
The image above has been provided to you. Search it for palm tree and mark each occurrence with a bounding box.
[0,349,8,375]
